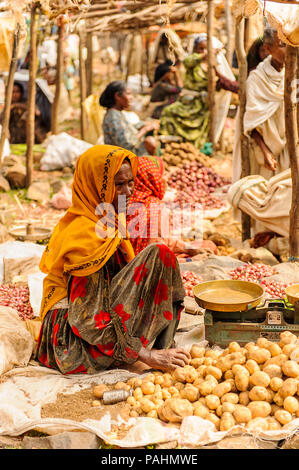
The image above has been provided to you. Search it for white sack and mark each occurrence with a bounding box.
[40,133,92,171]
[28,271,47,317]
[0,241,45,283]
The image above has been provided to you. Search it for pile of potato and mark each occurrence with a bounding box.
[117,331,299,432]
[162,142,213,171]
[203,231,235,257]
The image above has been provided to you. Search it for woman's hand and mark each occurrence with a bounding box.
[139,347,191,371]
[263,149,277,171]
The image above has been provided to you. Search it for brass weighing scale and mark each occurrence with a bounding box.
[193,280,299,347]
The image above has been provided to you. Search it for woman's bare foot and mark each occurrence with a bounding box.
[138,347,191,371]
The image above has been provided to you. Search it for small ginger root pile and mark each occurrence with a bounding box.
[100,331,299,432]
[162,142,213,171]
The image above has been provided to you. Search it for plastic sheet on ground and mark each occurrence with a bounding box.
[1,362,299,447]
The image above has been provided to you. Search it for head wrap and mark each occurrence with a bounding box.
[154,60,173,83]
[127,156,165,255]
[194,33,224,50]
[39,145,138,321]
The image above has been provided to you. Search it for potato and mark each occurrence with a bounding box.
[198,380,216,396]
[92,400,101,407]
[235,373,249,392]
[198,397,207,405]
[193,402,209,419]
[172,367,186,383]
[290,346,299,363]
[248,401,271,418]
[216,352,246,372]
[140,397,155,413]
[263,354,288,369]
[267,342,282,357]
[168,386,180,397]
[246,417,269,431]
[204,357,214,366]
[280,378,297,398]
[249,386,268,402]
[273,392,284,407]
[205,374,219,386]
[269,377,283,392]
[224,370,234,380]
[248,348,271,364]
[185,366,199,383]
[232,365,250,376]
[245,342,258,352]
[174,382,185,391]
[141,381,155,395]
[228,342,241,353]
[204,366,222,381]
[93,384,109,399]
[133,387,143,401]
[239,391,250,406]
[271,404,281,416]
[144,373,155,383]
[154,399,164,409]
[225,379,238,393]
[132,378,143,389]
[249,371,271,388]
[265,388,275,403]
[279,331,297,347]
[245,360,260,375]
[147,410,158,419]
[274,409,292,425]
[190,358,205,368]
[197,365,207,377]
[152,392,163,403]
[256,338,270,349]
[190,344,205,358]
[130,410,140,418]
[221,393,239,404]
[282,360,299,378]
[267,418,282,430]
[159,398,193,423]
[205,394,221,410]
[282,343,297,358]
[262,364,282,379]
[283,396,299,414]
[220,412,235,431]
[206,413,220,430]
[127,378,138,388]
[154,384,162,393]
[222,402,236,414]
[180,384,199,402]
[162,389,172,400]
[154,375,164,386]
[205,349,219,360]
[193,377,204,387]
[216,405,223,417]
[163,373,173,387]
[127,396,137,406]
[233,405,252,424]
[213,381,232,398]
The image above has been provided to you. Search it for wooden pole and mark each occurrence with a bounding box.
[285,45,299,258]
[79,31,87,141]
[235,17,251,241]
[224,0,234,66]
[125,33,134,84]
[51,21,64,135]
[26,4,38,188]
[86,31,93,97]
[0,25,20,161]
[207,0,215,148]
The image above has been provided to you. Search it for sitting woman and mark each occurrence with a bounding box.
[127,156,217,258]
[100,81,159,156]
[150,60,182,119]
[36,145,190,374]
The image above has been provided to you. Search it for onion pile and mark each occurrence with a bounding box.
[229,264,277,282]
[166,162,231,210]
[260,279,290,299]
[0,284,34,320]
[181,271,203,297]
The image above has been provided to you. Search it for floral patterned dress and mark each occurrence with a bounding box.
[35,243,185,374]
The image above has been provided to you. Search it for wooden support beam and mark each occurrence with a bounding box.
[0,25,20,161]
[26,4,38,188]
[235,17,251,241]
[86,32,93,97]
[285,45,299,259]
[225,0,234,66]
[207,0,215,148]
[79,31,87,141]
[51,21,65,135]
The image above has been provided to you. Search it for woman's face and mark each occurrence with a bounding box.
[112,161,135,212]
[194,40,207,55]
[115,88,133,110]
[12,85,23,103]
[258,43,268,61]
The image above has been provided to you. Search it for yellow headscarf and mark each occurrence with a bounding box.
[39,145,138,321]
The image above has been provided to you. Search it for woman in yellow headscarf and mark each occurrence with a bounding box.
[36,145,190,374]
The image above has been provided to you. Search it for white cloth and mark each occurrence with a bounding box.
[228,168,291,237]
[232,55,290,183]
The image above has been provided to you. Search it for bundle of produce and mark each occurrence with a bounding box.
[166,161,231,210]
[0,283,34,320]
[95,332,299,432]
[162,142,213,171]
[181,271,203,297]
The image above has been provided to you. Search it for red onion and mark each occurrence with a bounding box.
[0,284,34,320]
[181,271,203,297]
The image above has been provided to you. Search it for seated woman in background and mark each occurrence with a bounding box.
[100,81,159,156]
[36,145,190,374]
[150,60,182,119]
[127,156,217,258]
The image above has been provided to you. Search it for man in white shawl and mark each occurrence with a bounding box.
[232,27,289,183]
